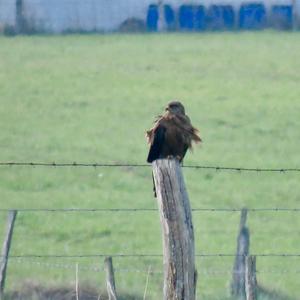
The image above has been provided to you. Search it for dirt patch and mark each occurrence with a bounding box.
[5,282,142,300]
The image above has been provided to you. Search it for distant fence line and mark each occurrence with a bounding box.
[1,161,300,173]
[0,0,299,34]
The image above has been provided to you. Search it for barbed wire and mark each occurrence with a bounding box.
[0,208,157,212]
[11,230,300,238]
[1,161,300,173]
[0,162,148,168]
[4,253,300,259]
[198,230,300,235]
[1,207,300,212]
[5,254,162,259]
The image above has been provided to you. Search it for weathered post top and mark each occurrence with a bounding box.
[152,159,197,300]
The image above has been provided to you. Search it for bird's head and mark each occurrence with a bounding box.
[165,101,185,115]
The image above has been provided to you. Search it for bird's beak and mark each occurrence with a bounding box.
[165,107,169,111]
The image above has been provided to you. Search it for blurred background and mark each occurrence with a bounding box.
[0,0,300,34]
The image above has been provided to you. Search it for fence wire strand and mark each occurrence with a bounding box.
[1,161,300,173]
[1,207,300,212]
[3,253,300,259]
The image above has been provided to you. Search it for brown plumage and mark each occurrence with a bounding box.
[146,101,201,163]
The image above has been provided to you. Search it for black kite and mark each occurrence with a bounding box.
[146,101,201,163]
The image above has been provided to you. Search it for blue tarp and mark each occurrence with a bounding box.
[146,4,159,31]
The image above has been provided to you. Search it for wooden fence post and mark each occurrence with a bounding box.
[75,263,79,300]
[231,208,249,298]
[245,255,257,300]
[152,159,196,300]
[0,210,17,300]
[104,257,117,300]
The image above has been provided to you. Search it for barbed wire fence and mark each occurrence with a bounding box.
[1,161,300,298]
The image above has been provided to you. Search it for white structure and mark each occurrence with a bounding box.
[0,0,298,32]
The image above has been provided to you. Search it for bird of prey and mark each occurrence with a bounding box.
[146,101,201,164]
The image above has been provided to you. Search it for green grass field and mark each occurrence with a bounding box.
[0,32,300,299]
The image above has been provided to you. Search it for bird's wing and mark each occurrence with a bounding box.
[147,125,166,163]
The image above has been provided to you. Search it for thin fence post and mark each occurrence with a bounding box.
[75,263,79,300]
[245,255,257,300]
[231,208,249,298]
[152,159,196,300]
[104,257,117,300]
[0,210,17,300]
